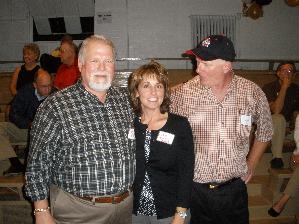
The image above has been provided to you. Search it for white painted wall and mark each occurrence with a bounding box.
[95,0,299,69]
[0,0,298,71]
[0,0,31,71]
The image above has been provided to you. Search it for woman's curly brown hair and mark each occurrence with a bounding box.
[128,61,170,116]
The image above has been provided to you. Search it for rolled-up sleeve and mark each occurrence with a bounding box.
[254,86,273,142]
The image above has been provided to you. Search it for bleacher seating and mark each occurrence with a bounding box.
[0,70,299,223]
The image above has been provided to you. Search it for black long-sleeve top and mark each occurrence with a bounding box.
[133,113,194,219]
[9,84,43,129]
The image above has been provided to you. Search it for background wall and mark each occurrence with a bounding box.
[0,0,298,71]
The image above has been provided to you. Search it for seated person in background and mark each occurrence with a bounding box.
[53,41,80,90]
[51,34,73,57]
[10,43,40,96]
[268,114,299,216]
[40,34,73,74]
[268,166,299,217]
[262,62,299,169]
[0,69,53,176]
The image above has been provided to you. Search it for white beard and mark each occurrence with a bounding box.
[89,72,112,91]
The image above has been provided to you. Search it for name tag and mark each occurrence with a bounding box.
[240,115,252,126]
[128,128,135,140]
[156,131,175,145]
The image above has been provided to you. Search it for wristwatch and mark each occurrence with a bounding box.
[176,210,187,219]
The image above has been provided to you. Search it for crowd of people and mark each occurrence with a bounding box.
[0,33,298,224]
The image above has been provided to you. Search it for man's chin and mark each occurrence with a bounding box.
[89,82,111,92]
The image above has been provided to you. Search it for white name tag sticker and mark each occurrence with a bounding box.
[128,128,135,140]
[240,115,252,126]
[156,131,175,145]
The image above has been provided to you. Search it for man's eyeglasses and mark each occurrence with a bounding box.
[59,48,70,53]
[280,68,294,74]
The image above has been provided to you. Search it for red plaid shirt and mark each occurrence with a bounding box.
[171,75,273,183]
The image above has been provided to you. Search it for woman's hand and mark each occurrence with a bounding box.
[171,214,185,224]
[171,207,187,224]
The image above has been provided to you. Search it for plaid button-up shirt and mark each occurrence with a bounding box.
[25,82,135,201]
[171,75,273,183]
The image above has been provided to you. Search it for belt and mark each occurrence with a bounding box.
[201,177,239,189]
[78,190,130,204]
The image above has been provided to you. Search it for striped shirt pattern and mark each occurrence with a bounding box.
[25,82,135,201]
[171,75,273,183]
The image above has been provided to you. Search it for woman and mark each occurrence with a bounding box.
[128,61,194,224]
[268,116,299,217]
[10,43,40,96]
[268,165,299,217]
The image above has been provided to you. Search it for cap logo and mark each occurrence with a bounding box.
[201,37,211,48]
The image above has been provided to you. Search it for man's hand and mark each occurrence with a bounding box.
[241,161,254,184]
[243,141,269,184]
[35,211,56,224]
[34,200,55,224]
[281,75,292,89]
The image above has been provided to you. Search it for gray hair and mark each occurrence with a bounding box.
[78,35,116,63]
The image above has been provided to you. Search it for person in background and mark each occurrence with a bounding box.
[10,43,40,96]
[268,113,299,217]
[262,62,299,169]
[53,41,80,90]
[171,35,273,224]
[25,35,135,224]
[0,69,53,175]
[40,34,73,75]
[268,166,299,217]
[51,34,73,57]
[128,61,194,224]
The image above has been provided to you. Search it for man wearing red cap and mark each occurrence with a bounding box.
[171,35,273,224]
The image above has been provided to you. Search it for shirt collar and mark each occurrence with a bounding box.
[193,73,236,91]
[34,89,46,101]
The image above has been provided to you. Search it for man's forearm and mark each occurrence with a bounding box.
[247,140,270,169]
[242,140,270,183]
[271,86,288,114]
[34,199,56,224]
[34,199,50,212]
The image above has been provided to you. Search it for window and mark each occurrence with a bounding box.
[33,17,94,41]
[190,15,237,48]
